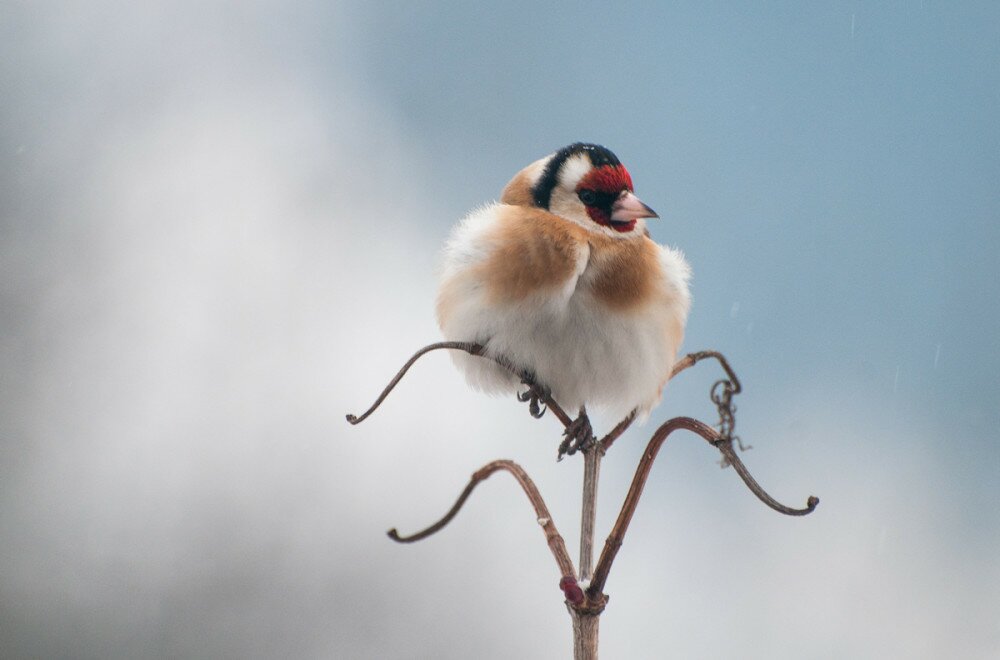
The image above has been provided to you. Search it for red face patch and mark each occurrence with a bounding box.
[576,165,636,232]
[576,164,634,195]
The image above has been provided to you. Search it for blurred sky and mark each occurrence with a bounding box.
[1,2,998,658]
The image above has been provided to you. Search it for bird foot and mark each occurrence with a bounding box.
[558,411,595,460]
[517,371,550,419]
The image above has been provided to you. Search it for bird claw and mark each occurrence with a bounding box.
[558,412,595,460]
[517,388,548,418]
[517,372,550,419]
[514,373,594,457]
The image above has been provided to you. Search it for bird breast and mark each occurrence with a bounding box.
[438,203,690,420]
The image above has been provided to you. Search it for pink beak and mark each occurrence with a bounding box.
[610,191,658,223]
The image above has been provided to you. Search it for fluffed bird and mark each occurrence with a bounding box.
[437,143,691,455]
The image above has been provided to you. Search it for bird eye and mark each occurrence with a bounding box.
[578,189,597,205]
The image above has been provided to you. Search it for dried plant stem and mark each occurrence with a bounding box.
[578,446,603,583]
[669,350,741,387]
[572,444,604,659]
[572,611,600,660]
[346,340,574,427]
[387,459,576,580]
[348,345,734,431]
[590,417,713,597]
[588,416,818,598]
[347,342,819,660]
[717,442,821,516]
[597,411,635,453]
[346,341,484,425]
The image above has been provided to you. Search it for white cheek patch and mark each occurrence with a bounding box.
[558,154,593,190]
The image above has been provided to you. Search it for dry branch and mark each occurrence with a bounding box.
[387,459,576,580]
[346,341,573,428]
[347,341,819,660]
[588,416,818,599]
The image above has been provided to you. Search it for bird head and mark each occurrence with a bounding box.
[501,142,658,238]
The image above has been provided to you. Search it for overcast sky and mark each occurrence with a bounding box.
[1,2,998,658]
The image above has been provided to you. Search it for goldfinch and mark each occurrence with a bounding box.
[437,143,691,454]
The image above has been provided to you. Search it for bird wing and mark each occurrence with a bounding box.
[437,202,590,333]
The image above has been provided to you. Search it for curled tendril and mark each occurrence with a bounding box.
[710,377,751,464]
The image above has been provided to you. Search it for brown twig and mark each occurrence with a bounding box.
[387,459,577,580]
[601,350,741,452]
[536,391,573,429]
[577,445,603,584]
[350,346,743,445]
[588,416,818,599]
[351,342,818,660]
[346,341,573,428]
[346,341,483,425]
[597,411,636,452]
[669,350,742,391]
[716,441,821,516]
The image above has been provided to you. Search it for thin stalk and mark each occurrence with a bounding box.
[571,610,600,660]
[572,444,604,659]
[578,446,603,582]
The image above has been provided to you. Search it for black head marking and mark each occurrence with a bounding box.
[531,143,622,210]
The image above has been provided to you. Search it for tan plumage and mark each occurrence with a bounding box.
[438,143,691,424]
